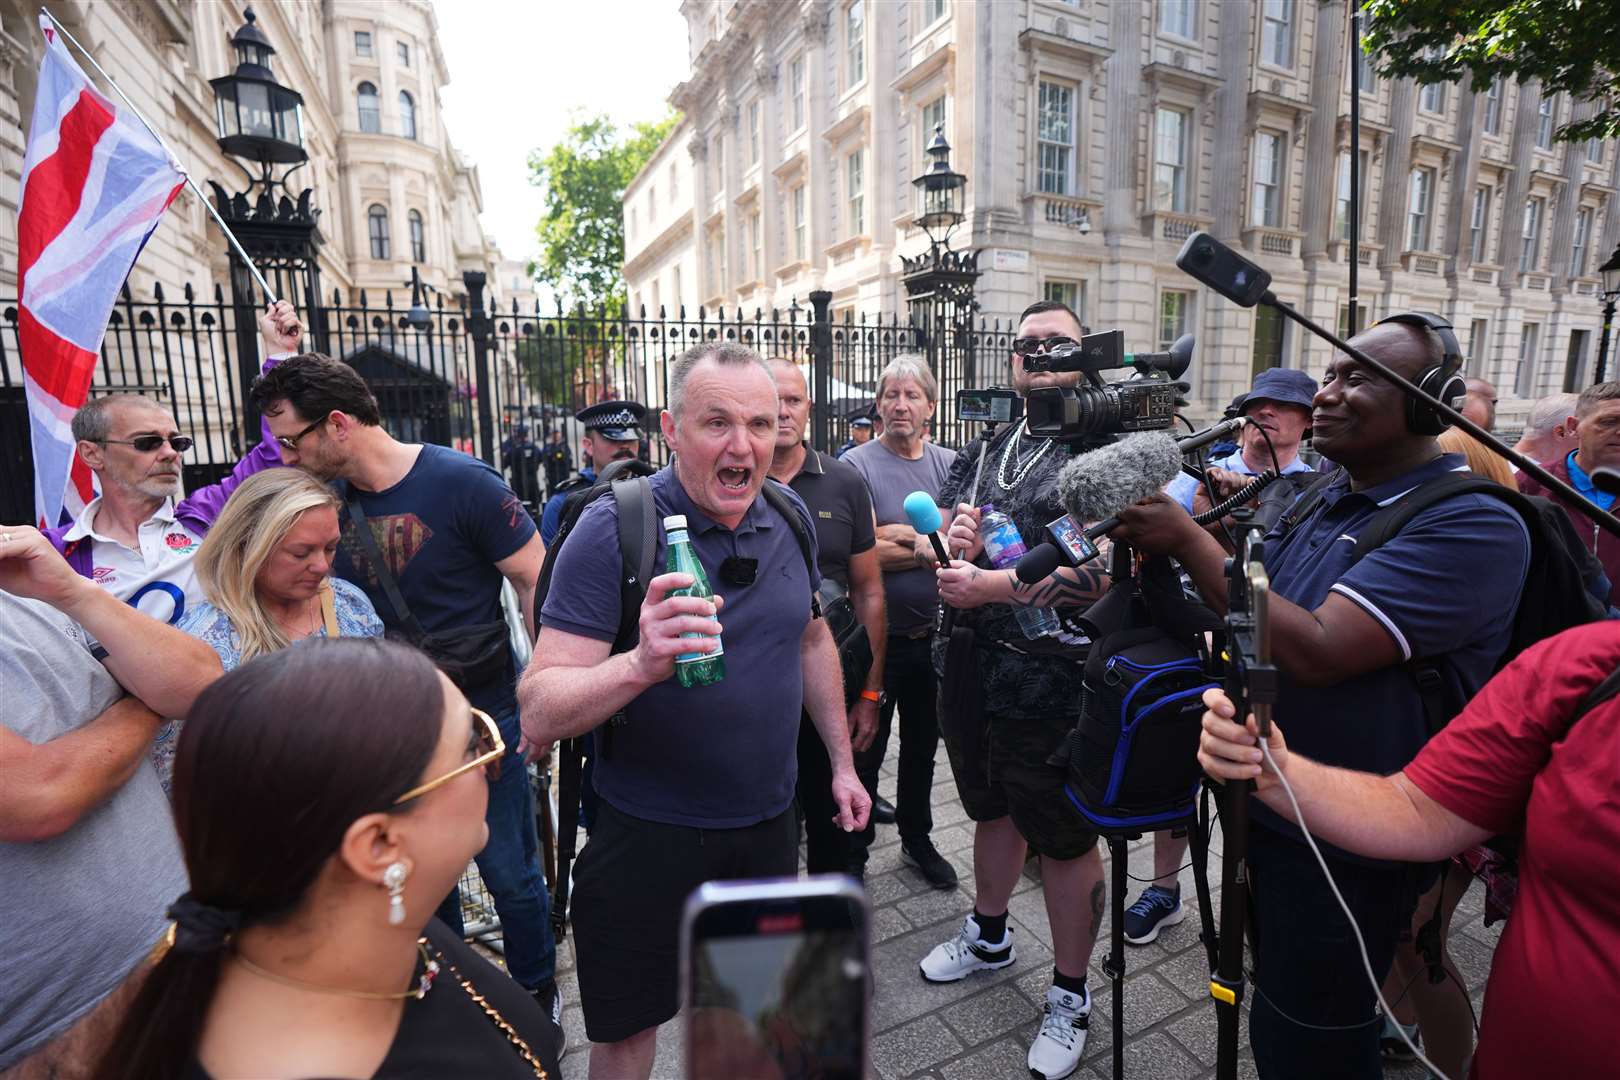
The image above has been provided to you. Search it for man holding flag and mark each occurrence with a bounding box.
[19,13,301,625]
[42,303,302,624]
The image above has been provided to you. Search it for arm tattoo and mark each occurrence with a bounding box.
[1088,879,1106,942]
[1009,565,1110,609]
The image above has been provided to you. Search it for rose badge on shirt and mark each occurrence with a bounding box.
[165,531,197,553]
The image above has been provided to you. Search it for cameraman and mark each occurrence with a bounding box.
[920,299,1113,1080]
[1109,319,1530,1078]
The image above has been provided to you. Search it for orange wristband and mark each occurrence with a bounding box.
[859,690,881,703]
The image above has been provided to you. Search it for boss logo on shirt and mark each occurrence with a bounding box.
[164,532,197,553]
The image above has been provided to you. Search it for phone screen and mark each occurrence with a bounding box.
[687,900,867,1080]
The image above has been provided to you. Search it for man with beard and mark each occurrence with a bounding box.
[43,302,304,624]
[248,352,559,1021]
[539,399,647,545]
[919,300,1116,1079]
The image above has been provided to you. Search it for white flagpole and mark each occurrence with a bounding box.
[37,8,279,303]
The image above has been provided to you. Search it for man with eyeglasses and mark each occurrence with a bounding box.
[42,303,304,625]
[921,299,1115,1080]
[247,345,558,1025]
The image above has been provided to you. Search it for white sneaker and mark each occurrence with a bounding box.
[1027,983,1090,1079]
[918,914,1016,983]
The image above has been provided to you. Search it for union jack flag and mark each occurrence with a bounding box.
[19,14,184,527]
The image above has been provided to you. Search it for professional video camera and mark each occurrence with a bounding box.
[1022,329,1194,441]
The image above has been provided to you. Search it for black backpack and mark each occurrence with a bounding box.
[535,467,818,938]
[1049,556,1223,831]
[1289,470,1609,735]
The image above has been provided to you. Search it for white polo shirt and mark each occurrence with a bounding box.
[61,497,206,625]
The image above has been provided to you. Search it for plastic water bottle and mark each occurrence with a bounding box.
[979,505,1061,639]
[663,515,725,687]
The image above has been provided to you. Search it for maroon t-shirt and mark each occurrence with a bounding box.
[1403,621,1620,1079]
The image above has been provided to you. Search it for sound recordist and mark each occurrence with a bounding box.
[1109,316,1530,1079]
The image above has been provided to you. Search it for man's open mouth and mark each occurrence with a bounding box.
[718,466,752,491]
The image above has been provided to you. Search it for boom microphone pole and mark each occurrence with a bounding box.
[1212,514,1276,1080]
[1176,231,1620,540]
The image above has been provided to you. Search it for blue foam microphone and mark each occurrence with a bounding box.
[903,491,950,566]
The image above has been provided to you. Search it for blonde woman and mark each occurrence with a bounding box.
[154,471,382,787]
[1438,426,1516,487]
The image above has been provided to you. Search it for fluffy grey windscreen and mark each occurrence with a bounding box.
[1056,432,1184,524]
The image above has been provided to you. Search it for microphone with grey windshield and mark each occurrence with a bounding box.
[1058,431,1186,539]
[1014,432,1185,580]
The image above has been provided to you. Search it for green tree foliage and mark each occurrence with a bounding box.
[1362,0,1620,143]
[528,111,678,316]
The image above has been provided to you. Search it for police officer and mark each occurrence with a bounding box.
[541,428,573,497]
[539,400,647,546]
[502,423,545,506]
[835,414,874,459]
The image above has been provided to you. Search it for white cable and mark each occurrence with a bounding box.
[1257,739,1454,1080]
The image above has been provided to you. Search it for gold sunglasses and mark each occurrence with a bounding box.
[393,707,504,805]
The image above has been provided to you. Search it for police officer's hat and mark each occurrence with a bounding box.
[850,416,873,429]
[576,399,646,441]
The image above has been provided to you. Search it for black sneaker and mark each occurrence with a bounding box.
[532,979,566,1053]
[871,794,897,825]
[902,838,959,890]
[1122,885,1184,946]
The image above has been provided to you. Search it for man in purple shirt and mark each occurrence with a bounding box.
[42,302,303,624]
[521,342,870,1080]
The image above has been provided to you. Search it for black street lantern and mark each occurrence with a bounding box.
[911,123,967,247]
[210,7,305,165]
[1595,244,1620,384]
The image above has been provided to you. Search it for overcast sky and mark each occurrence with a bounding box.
[436,0,691,293]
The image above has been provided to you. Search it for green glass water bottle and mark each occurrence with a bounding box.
[663,515,726,687]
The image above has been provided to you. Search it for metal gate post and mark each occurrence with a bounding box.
[226,253,265,440]
[809,290,833,453]
[463,270,496,466]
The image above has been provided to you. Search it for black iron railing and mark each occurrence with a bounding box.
[0,278,1017,524]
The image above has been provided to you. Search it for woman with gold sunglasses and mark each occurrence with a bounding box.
[96,638,562,1079]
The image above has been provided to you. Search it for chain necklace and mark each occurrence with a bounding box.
[233,939,439,1000]
[428,943,551,1078]
[997,427,1056,491]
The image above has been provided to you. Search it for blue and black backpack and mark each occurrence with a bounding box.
[1049,556,1222,832]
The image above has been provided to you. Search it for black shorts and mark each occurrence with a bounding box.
[569,798,798,1043]
[941,706,1099,861]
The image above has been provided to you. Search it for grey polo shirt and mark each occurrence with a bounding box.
[539,465,821,829]
[1,594,186,1067]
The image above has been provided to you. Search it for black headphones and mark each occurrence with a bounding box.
[1373,311,1467,436]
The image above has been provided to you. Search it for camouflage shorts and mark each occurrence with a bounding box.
[940,705,1099,861]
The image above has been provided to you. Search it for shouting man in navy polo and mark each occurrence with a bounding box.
[521,342,870,1080]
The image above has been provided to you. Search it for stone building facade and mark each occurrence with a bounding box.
[0,0,512,306]
[625,0,1620,424]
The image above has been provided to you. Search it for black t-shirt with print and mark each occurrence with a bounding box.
[935,424,1100,720]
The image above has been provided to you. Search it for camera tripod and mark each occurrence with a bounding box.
[1092,804,1221,1080]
